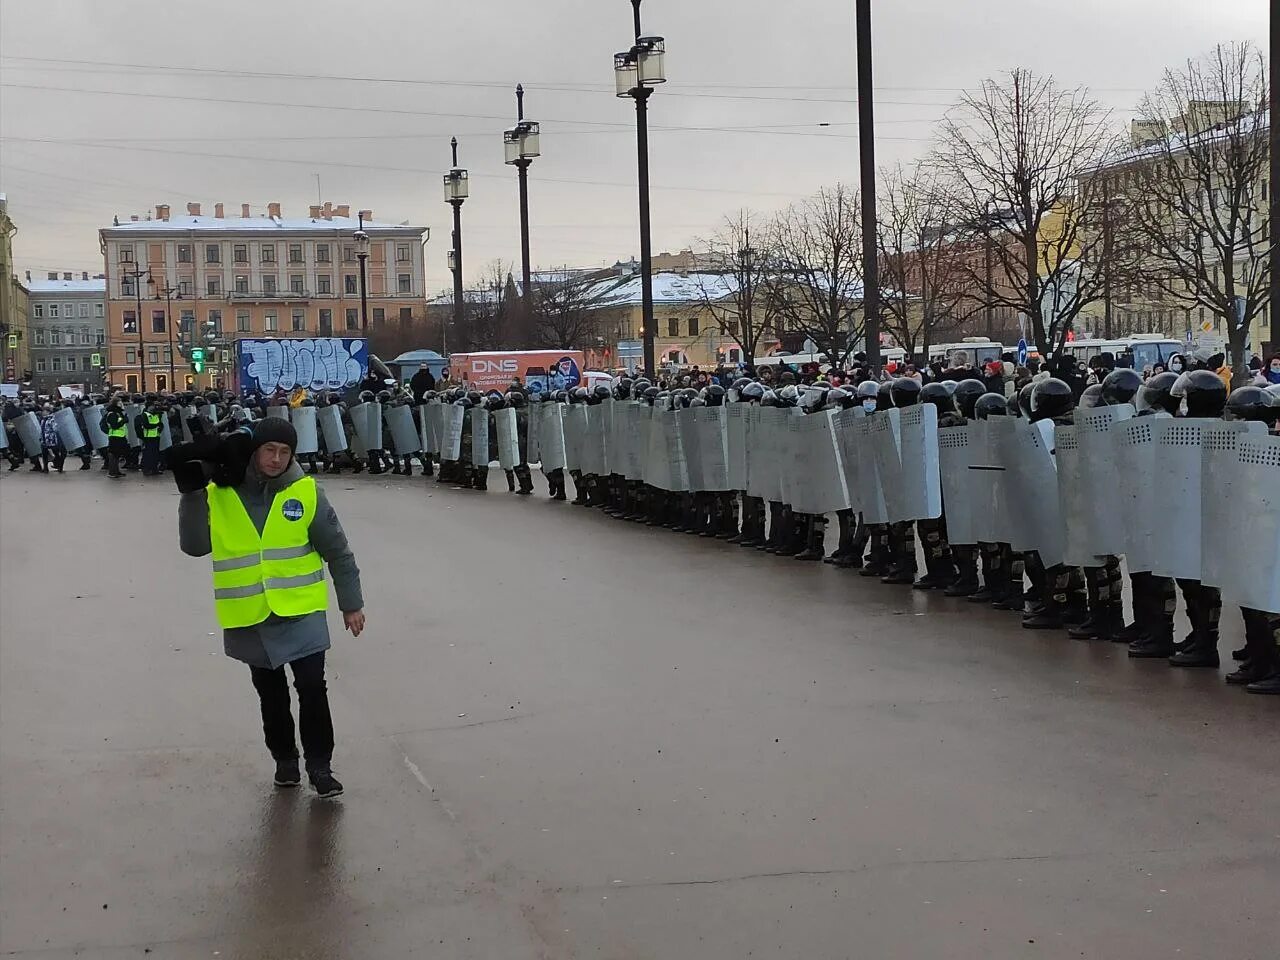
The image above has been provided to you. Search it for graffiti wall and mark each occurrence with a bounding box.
[236,338,369,394]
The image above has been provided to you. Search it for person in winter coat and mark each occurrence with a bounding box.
[409,363,437,403]
[175,418,365,799]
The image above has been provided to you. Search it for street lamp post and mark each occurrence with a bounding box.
[151,277,178,389]
[354,212,371,330]
[855,0,881,371]
[121,263,150,391]
[444,137,469,356]
[505,85,540,321]
[614,0,666,379]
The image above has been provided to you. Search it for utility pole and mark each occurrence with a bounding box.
[1270,35,1278,354]
[855,0,880,370]
[1101,179,1113,340]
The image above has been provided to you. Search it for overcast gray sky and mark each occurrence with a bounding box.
[0,0,1268,297]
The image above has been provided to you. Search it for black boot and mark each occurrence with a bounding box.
[795,516,825,561]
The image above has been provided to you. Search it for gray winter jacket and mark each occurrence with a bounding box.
[179,459,363,669]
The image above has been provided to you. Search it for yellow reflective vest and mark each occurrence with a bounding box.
[142,412,162,439]
[207,476,328,629]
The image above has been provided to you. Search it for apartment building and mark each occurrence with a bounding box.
[99,201,427,392]
[24,271,107,393]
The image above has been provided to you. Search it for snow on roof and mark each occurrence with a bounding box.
[26,278,106,294]
[103,214,424,235]
[1101,108,1269,172]
[584,271,740,305]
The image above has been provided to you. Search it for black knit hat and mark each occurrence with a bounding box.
[252,417,298,452]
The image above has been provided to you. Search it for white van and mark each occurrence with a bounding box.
[927,338,1004,369]
[1060,334,1183,372]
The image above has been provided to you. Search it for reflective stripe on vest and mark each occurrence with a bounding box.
[106,416,127,439]
[142,413,162,439]
[206,476,327,629]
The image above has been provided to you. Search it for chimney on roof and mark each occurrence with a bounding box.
[322,201,333,220]
[82,272,89,280]
[156,204,170,221]
[25,270,31,282]
[335,204,351,218]
[309,205,322,219]
[48,272,57,280]
[63,272,72,281]
[187,202,201,216]
[241,203,251,218]
[268,202,281,219]
[358,209,372,222]
[214,202,225,218]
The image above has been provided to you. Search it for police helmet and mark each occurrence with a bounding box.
[689,396,706,407]
[593,384,612,401]
[1078,383,1106,409]
[876,381,894,411]
[1100,368,1143,406]
[890,377,921,408]
[1224,386,1278,425]
[632,378,652,395]
[1136,371,1180,415]
[1171,369,1228,418]
[952,379,987,419]
[777,384,800,407]
[359,390,375,403]
[920,382,954,412]
[705,383,727,406]
[855,380,879,400]
[940,380,959,395]
[505,390,527,409]
[376,390,392,403]
[798,385,828,411]
[1017,383,1035,418]
[614,377,634,400]
[570,387,589,404]
[732,377,753,392]
[301,396,316,407]
[760,389,778,407]
[1030,378,1074,420]
[826,386,854,409]
[740,381,765,402]
[642,387,660,404]
[974,392,1009,420]
[466,390,484,406]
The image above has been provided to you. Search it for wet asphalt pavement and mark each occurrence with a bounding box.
[1,466,1277,959]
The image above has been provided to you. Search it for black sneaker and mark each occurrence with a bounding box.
[309,770,344,799]
[273,758,301,788]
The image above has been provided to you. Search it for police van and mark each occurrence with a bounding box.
[755,347,908,372]
[1060,334,1183,372]
[926,338,1005,369]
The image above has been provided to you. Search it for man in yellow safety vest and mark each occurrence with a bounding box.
[175,418,365,798]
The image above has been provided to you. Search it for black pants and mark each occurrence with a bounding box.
[140,438,161,475]
[248,651,334,771]
[42,446,66,472]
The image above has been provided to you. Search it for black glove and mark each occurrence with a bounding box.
[210,431,255,488]
[168,439,217,493]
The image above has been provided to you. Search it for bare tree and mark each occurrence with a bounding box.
[933,69,1118,355]
[461,260,517,353]
[1118,43,1270,383]
[693,210,784,366]
[529,268,614,350]
[875,164,969,356]
[763,184,865,368]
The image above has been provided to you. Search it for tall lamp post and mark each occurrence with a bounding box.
[354,213,371,330]
[444,137,469,356]
[854,0,880,371]
[151,276,178,389]
[614,0,666,379]
[505,85,540,319]
[120,263,151,390]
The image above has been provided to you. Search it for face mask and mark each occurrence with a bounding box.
[862,399,877,412]
[1170,360,1183,372]
[1271,365,1280,373]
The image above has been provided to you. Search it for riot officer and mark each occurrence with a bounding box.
[857,381,896,578]
[137,396,165,476]
[823,386,861,567]
[793,383,830,561]
[505,388,535,495]
[913,381,960,590]
[880,377,921,585]
[100,397,130,479]
[734,381,767,547]
[938,379,988,596]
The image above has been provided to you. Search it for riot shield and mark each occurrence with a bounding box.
[385,404,421,455]
[82,405,108,450]
[53,407,86,452]
[292,405,320,456]
[677,407,704,491]
[469,408,490,469]
[938,425,979,545]
[1004,420,1065,566]
[964,419,1004,544]
[830,407,867,515]
[124,403,143,448]
[539,404,566,471]
[697,406,730,492]
[1218,435,1280,613]
[792,410,848,515]
[1147,418,1211,582]
[349,401,384,452]
[416,404,433,454]
[14,412,42,457]
[267,405,290,420]
[1115,417,1158,573]
[525,403,542,465]
[1074,404,1134,559]
[158,412,173,452]
[598,399,613,476]
[748,407,780,501]
[441,405,464,462]
[666,409,690,492]
[318,405,348,455]
[562,405,586,472]
[897,404,942,521]
[868,410,906,521]
[582,404,607,477]
[1199,421,1267,591]
[0,422,7,451]
[727,404,748,490]
[181,405,197,443]
[494,407,520,469]
[1054,424,1093,567]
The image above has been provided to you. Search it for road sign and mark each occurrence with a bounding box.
[1016,338,1028,366]
[1200,320,1214,333]
[1185,330,1193,343]
[6,334,16,349]
[190,346,206,374]
[90,352,102,367]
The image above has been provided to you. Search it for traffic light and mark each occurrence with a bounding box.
[190,346,206,374]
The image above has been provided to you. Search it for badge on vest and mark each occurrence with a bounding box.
[281,498,305,521]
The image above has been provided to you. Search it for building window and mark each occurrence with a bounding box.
[208,309,221,332]
[151,310,166,333]
[233,244,248,264]
[290,274,304,294]
[126,374,139,392]
[292,310,306,332]
[288,244,303,263]
[36,358,46,373]
[163,346,172,363]
[234,275,249,294]
[177,244,193,263]
[147,347,159,364]
[316,244,331,263]
[155,373,168,391]
[78,303,89,317]
[265,312,278,332]
[120,277,135,298]
[667,350,681,363]
[317,275,332,294]
[179,310,195,334]
[396,243,411,263]
[688,317,700,336]
[79,327,89,345]
[667,318,679,337]
[397,274,411,294]
[205,244,221,264]
[345,308,359,330]
[84,355,93,370]
[49,303,60,319]
[51,356,63,372]
[94,303,104,319]
[373,308,385,323]
[343,245,355,262]
[319,309,333,333]
[125,346,137,364]
[263,275,277,295]
[33,303,44,318]
[67,356,78,372]
[95,330,105,346]
[399,307,412,321]
[344,274,358,294]
[119,247,134,263]
[34,329,45,345]
[179,279,193,298]
[261,244,276,263]
[63,303,73,318]
[50,329,62,345]
[207,276,221,296]
[237,311,251,332]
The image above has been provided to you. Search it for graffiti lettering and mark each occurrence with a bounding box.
[239,338,368,393]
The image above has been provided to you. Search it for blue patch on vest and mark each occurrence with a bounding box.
[281,498,305,521]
